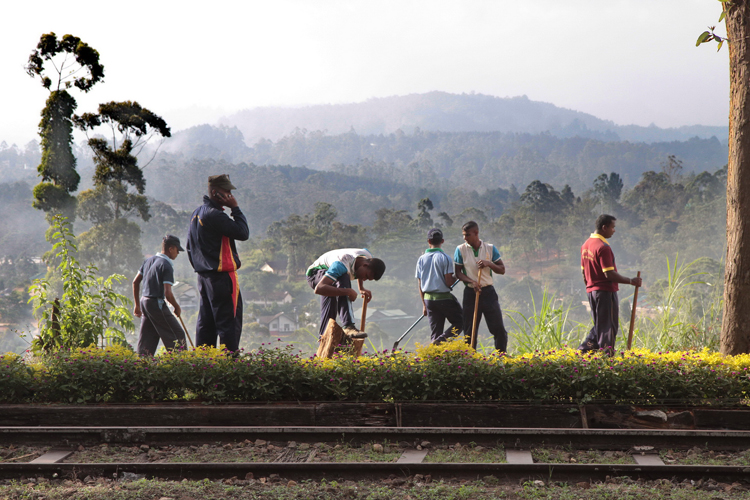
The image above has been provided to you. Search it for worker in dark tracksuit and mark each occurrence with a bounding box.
[186,174,249,352]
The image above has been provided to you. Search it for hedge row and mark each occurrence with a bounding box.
[2,339,750,404]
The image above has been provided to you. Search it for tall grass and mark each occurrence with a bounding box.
[505,289,584,353]
[629,255,721,351]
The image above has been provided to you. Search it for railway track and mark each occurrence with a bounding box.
[3,426,750,483]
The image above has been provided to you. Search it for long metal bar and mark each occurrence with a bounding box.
[393,280,460,351]
[3,426,750,450]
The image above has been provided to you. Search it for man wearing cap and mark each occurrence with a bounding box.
[186,174,249,352]
[415,228,463,344]
[132,235,187,356]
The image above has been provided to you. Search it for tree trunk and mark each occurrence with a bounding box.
[722,1,750,355]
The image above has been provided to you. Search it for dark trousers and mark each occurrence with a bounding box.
[307,269,355,338]
[137,297,186,356]
[462,285,508,352]
[196,271,243,352]
[579,290,619,352]
[425,296,463,344]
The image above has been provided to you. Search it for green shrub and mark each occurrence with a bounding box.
[4,339,750,404]
[28,215,133,354]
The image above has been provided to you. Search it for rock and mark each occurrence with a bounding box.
[77,445,85,452]
[255,439,267,447]
[416,445,423,451]
[474,446,485,452]
[139,445,150,451]
[314,442,326,449]
[570,458,577,463]
[421,441,431,448]
[121,472,145,481]
[288,441,297,449]
[533,480,545,487]
[223,444,233,450]
[158,497,174,500]
[636,410,667,422]
[245,472,254,480]
[298,443,311,451]
[372,444,384,453]
[577,482,591,489]
[392,478,406,486]
[287,480,297,487]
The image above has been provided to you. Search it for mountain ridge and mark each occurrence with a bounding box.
[217,91,727,145]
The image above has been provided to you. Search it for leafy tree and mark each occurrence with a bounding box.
[25,33,104,224]
[73,101,171,276]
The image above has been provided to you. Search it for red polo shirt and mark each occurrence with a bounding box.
[581,233,618,292]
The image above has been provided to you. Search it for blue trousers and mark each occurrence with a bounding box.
[462,285,508,352]
[307,269,355,338]
[579,290,618,352]
[196,271,243,352]
[424,296,463,344]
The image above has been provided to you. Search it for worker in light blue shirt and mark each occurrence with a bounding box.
[415,228,463,344]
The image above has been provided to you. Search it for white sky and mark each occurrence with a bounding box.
[0,0,729,147]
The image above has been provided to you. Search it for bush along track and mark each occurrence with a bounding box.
[2,338,750,404]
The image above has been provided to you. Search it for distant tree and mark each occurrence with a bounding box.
[660,155,684,184]
[73,101,170,276]
[437,211,453,228]
[414,197,434,228]
[373,208,413,235]
[592,173,623,210]
[560,184,576,206]
[519,180,563,213]
[25,33,104,224]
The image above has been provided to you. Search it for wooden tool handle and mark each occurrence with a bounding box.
[470,268,484,350]
[360,296,369,333]
[626,271,641,350]
[178,315,195,349]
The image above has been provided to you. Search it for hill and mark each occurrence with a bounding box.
[217,91,727,145]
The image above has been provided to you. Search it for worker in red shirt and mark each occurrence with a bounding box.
[579,214,642,355]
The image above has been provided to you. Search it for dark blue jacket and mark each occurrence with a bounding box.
[187,196,249,274]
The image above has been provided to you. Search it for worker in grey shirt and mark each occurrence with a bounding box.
[132,235,186,356]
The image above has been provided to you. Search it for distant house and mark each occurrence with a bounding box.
[352,308,416,323]
[172,282,198,310]
[257,312,298,334]
[245,291,293,306]
[260,259,288,276]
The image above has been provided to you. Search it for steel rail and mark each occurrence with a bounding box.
[2,426,750,450]
[2,462,750,483]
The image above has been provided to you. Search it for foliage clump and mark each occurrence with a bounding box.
[28,216,133,354]
[5,337,750,405]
